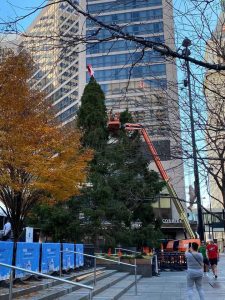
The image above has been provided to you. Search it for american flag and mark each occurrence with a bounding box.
[87,64,94,77]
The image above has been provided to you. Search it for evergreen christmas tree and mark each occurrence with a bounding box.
[77,76,108,150]
[78,79,165,247]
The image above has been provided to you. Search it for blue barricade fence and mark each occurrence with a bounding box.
[41,243,61,274]
[15,242,40,278]
[0,242,13,280]
[76,244,84,267]
[62,243,75,270]
[0,242,84,281]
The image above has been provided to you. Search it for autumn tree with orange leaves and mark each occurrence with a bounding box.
[0,52,92,242]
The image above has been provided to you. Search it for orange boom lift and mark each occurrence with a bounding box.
[108,117,196,240]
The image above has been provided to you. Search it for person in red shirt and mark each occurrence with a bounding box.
[206,239,219,279]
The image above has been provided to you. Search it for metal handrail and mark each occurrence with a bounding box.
[115,247,141,255]
[61,250,138,295]
[95,252,118,257]
[0,262,93,300]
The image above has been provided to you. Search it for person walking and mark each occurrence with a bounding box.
[206,239,219,279]
[185,242,205,300]
[198,241,209,276]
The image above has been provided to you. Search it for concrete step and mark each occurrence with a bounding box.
[58,272,141,300]
[14,269,115,300]
[92,275,141,300]
[0,268,105,300]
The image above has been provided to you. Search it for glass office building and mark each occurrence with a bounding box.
[86,0,186,235]
[86,0,172,153]
[20,0,86,125]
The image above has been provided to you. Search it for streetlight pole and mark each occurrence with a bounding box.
[182,38,204,241]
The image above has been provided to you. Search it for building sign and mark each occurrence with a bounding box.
[162,219,182,223]
[0,242,13,280]
[15,242,40,278]
[41,243,60,274]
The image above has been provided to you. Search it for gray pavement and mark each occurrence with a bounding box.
[119,253,225,300]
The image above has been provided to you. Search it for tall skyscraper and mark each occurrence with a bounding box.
[86,0,166,117]
[204,6,225,209]
[86,0,186,237]
[20,0,86,125]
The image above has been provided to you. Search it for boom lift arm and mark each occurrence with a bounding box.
[124,123,195,239]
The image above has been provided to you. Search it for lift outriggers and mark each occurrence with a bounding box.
[108,117,196,239]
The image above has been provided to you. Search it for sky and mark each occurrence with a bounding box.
[0,0,44,33]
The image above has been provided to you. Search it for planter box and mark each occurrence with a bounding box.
[96,257,152,277]
[121,258,152,277]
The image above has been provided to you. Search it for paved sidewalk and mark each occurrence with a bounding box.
[119,254,225,300]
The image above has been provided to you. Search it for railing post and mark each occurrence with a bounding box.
[134,258,137,296]
[59,250,62,277]
[154,254,159,275]
[9,269,13,300]
[94,257,96,286]
[89,289,93,300]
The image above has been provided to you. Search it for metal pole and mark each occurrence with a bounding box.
[155,254,159,275]
[134,258,137,296]
[59,250,62,277]
[9,270,13,300]
[208,221,211,239]
[89,290,93,300]
[183,40,204,241]
[94,257,96,286]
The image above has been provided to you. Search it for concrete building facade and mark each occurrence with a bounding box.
[204,5,225,246]
[204,8,225,210]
